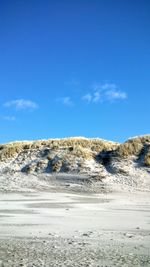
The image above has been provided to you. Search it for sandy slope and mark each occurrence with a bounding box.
[0,135,150,192]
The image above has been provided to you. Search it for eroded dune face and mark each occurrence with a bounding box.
[0,136,150,191]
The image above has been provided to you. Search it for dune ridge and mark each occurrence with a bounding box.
[0,135,150,192]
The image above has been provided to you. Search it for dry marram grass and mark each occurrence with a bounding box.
[116,136,150,157]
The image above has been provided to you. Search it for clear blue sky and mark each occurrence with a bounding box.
[0,0,150,143]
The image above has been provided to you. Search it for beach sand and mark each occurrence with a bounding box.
[0,189,150,266]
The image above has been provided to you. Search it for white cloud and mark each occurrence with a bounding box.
[101,83,117,90]
[93,91,101,103]
[57,97,73,106]
[0,115,16,121]
[82,93,92,103]
[4,99,38,110]
[106,90,127,100]
[82,83,127,104]
[63,97,73,106]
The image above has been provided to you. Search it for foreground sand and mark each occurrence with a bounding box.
[0,190,150,266]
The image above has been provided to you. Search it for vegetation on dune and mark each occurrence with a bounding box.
[115,136,150,157]
[0,136,150,173]
[69,145,94,160]
[0,138,119,162]
[143,146,150,166]
[144,154,150,166]
[0,143,23,161]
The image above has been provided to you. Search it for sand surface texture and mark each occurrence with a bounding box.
[0,190,150,267]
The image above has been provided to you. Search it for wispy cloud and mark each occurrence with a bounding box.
[106,90,127,100]
[4,99,38,110]
[63,97,73,106]
[57,97,73,106]
[82,93,92,103]
[93,91,101,103]
[101,83,117,90]
[0,115,16,121]
[82,83,127,104]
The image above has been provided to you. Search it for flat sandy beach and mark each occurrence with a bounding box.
[0,189,150,266]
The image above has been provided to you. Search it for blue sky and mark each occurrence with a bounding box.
[0,0,150,143]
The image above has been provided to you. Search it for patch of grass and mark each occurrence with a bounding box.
[144,154,150,166]
[0,144,22,161]
[143,146,150,166]
[115,136,150,157]
[69,145,94,159]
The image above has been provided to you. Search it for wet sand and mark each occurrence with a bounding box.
[0,191,150,266]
